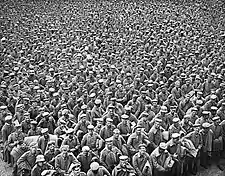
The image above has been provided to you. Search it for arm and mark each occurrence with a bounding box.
[150,154,165,171]
[102,166,111,176]
[80,134,87,147]
[148,131,157,149]
[55,156,65,174]
[100,150,108,169]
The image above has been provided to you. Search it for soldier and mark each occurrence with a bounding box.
[166,133,187,176]
[17,142,42,176]
[31,155,53,176]
[38,128,51,154]
[200,122,213,169]
[127,125,150,155]
[28,120,41,136]
[77,146,99,173]
[81,125,102,152]
[184,123,202,175]
[100,137,122,173]
[87,162,110,176]
[132,144,152,176]
[44,141,60,167]
[168,118,186,139]
[55,145,78,176]
[112,155,136,176]
[210,116,224,170]
[148,118,165,153]
[150,142,173,176]
[62,128,80,156]
[100,118,116,140]
[68,161,87,176]
[117,114,132,140]
[2,115,14,163]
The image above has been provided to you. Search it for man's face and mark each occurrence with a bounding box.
[43,132,49,138]
[31,147,37,154]
[155,122,160,129]
[107,142,113,150]
[109,109,114,115]
[81,116,87,122]
[113,132,119,138]
[136,128,141,135]
[120,160,128,168]
[139,147,146,155]
[25,116,30,122]
[62,150,68,158]
[106,121,112,127]
[152,101,157,106]
[37,161,43,167]
[88,129,94,135]
[49,144,55,150]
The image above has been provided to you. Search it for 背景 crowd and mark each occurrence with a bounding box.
[1,0,225,176]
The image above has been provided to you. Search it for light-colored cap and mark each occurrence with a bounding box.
[41,128,49,134]
[121,114,129,119]
[119,155,128,160]
[159,142,167,150]
[171,133,180,139]
[172,118,180,123]
[36,155,45,163]
[90,162,100,170]
[202,122,211,128]
[87,124,94,129]
[82,146,90,152]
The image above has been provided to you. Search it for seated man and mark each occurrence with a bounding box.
[55,145,78,176]
[17,142,42,176]
[31,155,53,176]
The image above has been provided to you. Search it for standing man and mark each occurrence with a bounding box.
[150,142,174,176]
[132,144,152,176]
[2,115,14,163]
[100,137,122,173]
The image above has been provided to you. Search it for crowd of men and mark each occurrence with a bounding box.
[1,0,225,176]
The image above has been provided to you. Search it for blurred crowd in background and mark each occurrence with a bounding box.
[0,0,225,176]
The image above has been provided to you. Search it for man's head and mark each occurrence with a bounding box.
[36,155,45,167]
[60,145,69,158]
[29,142,38,154]
[158,142,167,153]
[41,128,49,138]
[106,118,113,127]
[193,123,201,133]
[155,118,162,129]
[82,146,90,155]
[119,155,129,168]
[48,141,55,151]
[5,115,12,124]
[15,123,22,133]
[138,144,146,155]
[171,133,180,144]
[87,125,94,135]
[105,137,113,150]
[90,162,100,174]
[135,126,142,135]
[212,116,220,126]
